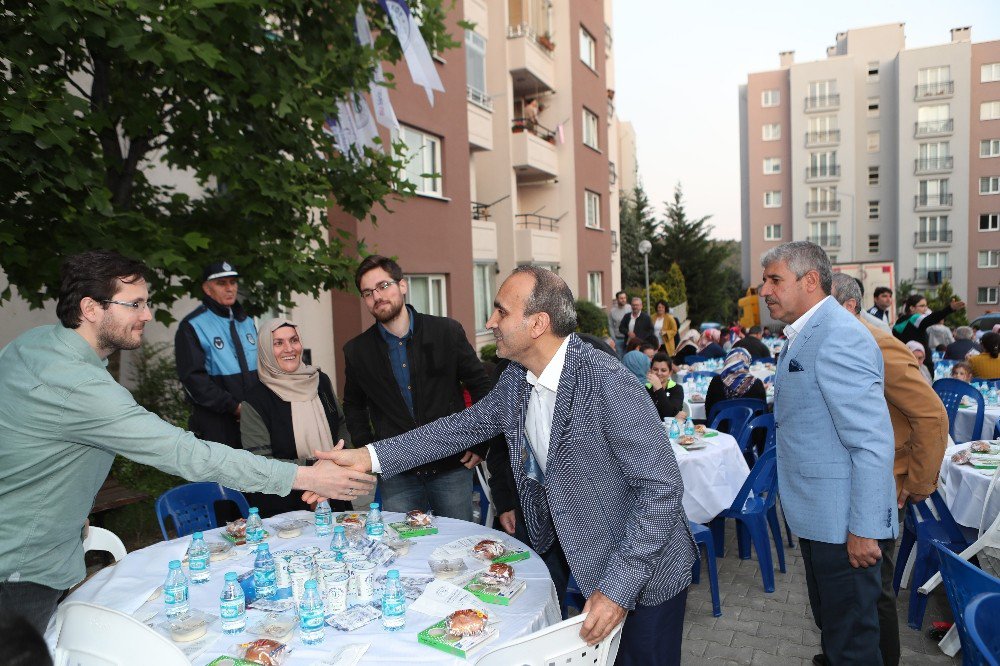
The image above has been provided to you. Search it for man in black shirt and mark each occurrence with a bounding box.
[734,326,772,360]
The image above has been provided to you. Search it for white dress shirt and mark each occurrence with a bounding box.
[783,295,832,350]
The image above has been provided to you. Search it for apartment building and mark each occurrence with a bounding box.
[740,23,1000,320]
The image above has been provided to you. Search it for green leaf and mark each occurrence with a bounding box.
[181,232,210,250]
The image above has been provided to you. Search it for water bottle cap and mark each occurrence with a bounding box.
[333,525,345,533]
[386,569,400,579]
[224,572,238,582]
[257,543,269,552]
[193,532,203,539]
[305,579,317,589]
[249,507,259,514]
[169,560,181,569]
[370,502,380,509]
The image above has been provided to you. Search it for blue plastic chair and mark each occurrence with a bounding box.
[994,420,1000,440]
[708,447,785,592]
[934,543,1000,666]
[708,405,755,446]
[155,483,250,540]
[690,521,721,616]
[966,592,1000,666]
[471,474,490,526]
[563,574,585,618]
[708,398,768,430]
[685,355,708,365]
[686,370,718,380]
[737,412,775,465]
[892,491,974,630]
[933,378,985,443]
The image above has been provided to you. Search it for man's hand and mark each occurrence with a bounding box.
[313,441,373,472]
[296,441,375,503]
[580,590,626,645]
[460,451,483,469]
[498,510,517,535]
[950,299,966,312]
[846,532,881,568]
[897,488,929,509]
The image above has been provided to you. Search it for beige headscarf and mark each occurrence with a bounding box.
[257,318,335,459]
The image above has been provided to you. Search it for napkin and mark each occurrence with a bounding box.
[409,580,489,617]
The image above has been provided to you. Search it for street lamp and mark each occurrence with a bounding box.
[638,240,652,314]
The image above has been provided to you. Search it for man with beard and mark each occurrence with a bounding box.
[0,250,375,633]
[342,255,494,520]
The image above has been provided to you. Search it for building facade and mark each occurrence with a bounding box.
[740,24,1000,320]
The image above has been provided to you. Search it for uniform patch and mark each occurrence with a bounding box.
[246,333,256,346]
[213,336,224,350]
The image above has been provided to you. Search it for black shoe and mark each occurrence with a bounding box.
[812,656,829,666]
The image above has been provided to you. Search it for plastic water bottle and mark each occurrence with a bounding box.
[245,507,264,544]
[990,387,999,407]
[366,502,384,541]
[315,500,333,537]
[253,543,277,599]
[187,531,210,584]
[299,579,325,645]
[382,569,406,631]
[330,525,348,555]
[684,418,696,438]
[668,418,680,443]
[164,560,189,618]
[219,571,246,634]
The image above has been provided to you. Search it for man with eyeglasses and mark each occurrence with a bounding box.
[0,250,374,634]
[342,255,495,521]
[175,260,259,450]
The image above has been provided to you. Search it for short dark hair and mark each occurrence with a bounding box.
[354,255,403,291]
[748,326,762,335]
[983,332,1000,359]
[615,290,627,299]
[510,265,577,336]
[903,293,925,315]
[873,286,892,298]
[639,342,657,353]
[651,352,672,368]
[56,250,149,329]
[655,299,670,312]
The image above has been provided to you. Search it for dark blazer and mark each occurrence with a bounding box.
[944,339,983,361]
[342,308,493,475]
[619,311,657,346]
[734,336,773,360]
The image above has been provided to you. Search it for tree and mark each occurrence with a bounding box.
[575,299,608,337]
[661,262,687,309]
[618,182,658,289]
[0,1,457,321]
[926,280,969,327]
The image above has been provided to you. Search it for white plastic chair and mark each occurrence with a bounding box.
[83,526,127,562]
[473,612,624,666]
[53,601,188,665]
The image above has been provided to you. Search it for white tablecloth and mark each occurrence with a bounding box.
[668,429,751,524]
[56,511,560,665]
[939,442,1000,529]
[954,405,1000,443]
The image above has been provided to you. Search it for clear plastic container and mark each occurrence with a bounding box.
[330,525,348,555]
[366,502,384,541]
[299,579,325,645]
[382,569,406,631]
[220,571,246,634]
[164,560,189,618]
[254,543,277,599]
[315,500,333,537]
[246,507,264,545]
[188,531,211,584]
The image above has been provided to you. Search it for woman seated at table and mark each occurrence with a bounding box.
[905,341,933,383]
[650,352,686,419]
[971,332,1000,379]
[704,348,766,434]
[241,317,352,518]
[622,350,682,419]
[696,328,726,359]
[673,329,700,365]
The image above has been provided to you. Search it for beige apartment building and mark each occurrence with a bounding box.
[740,24,1000,320]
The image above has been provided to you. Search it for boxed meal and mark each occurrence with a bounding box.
[463,564,525,606]
[417,610,497,658]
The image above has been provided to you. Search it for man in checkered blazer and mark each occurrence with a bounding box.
[320,266,696,666]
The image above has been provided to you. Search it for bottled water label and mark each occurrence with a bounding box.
[189,555,210,583]
[220,598,246,632]
[300,607,325,643]
[366,522,384,539]
[382,597,406,630]
[315,507,333,536]
[254,568,277,598]
[164,584,188,616]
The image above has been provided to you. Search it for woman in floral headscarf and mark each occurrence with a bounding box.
[704,348,767,427]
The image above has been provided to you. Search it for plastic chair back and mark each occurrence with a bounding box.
[685,355,708,365]
[687,370,718,380]
[54,601,189,665]
[728,447,779,512]
[738,413,776,464]
[995,420,1000,441]
[83,527,127,562]
[707,398,767,423]
[933,378,985,443]
[966,593,1000,665]
[474,613,623,666]
[709,405,755,444]
[473,463,494,527]
[934,542,1000,665]
[155,483,250,540]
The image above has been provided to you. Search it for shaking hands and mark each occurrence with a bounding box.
[291,440,375,504]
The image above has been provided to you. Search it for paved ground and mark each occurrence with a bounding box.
[681,514,958,665]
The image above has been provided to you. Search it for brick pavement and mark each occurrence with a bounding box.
[681,517,959,665]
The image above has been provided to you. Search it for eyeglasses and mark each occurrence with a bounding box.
[102,299,150,311]
[360,280,398,299]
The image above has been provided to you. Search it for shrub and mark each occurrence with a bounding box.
[479,343,498,363]
[575,299,608,337]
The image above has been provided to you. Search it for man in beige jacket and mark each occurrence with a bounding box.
[831,273,948,666]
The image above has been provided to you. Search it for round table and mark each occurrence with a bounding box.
[954,404,1000,442]
[939,442,1000,530]
[57,511,560,665]
[666,427,751,524]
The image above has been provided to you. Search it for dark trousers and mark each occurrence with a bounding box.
[0,581,64,634]
[876,538,900,666]
[498,509,570,612]
[800,538,884,665]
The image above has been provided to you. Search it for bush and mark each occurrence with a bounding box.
[479,343,498,363]
[575,299,608,337]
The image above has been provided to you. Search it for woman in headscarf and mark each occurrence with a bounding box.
[240,318,353,517]
[696,328,726,359]
[892,293,965,375]
[905,341,933,383]
[673,329,701,366]
[622,350,679,419]
[704,348,767,428]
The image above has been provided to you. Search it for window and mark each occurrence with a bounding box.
[579,26,596,69]
[465,30,487,101]
[982,63,1000,83]
[917,252,949,283]
[472,263,496,331]
[584,190,601,229]
[868,166,880,186]
[867,98,880,118]
[808,80,837,98]
[763,158,781,174]
[763,191,782,208]
[918,216,949,243]
[982,176,1000,194]
[982,139,1000,158]
[982,102,1000,121]
[405,274,447,316]
[979,250,1000,268]
[979,287,999,305]
[868,235,880,254]
[761,89,780,107]
[395,125,442,196]
[981,213,1000,231]
[762,123,781,141]
[582,108,599,149]
[587,272,602,306]
[867,131,880,153]
[868,200,880,220]
[764,224,782,241]
[867,62,879,83]
[809,151,838,177]
[809,220,838,246]
[918,66,951,95]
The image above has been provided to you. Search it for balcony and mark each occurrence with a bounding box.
[805,165,841,182]
[914,119,953,137]
[913,266,953,285]
[471,201,491,221]
[467,87,493,152]
[913,230,953,246]
[804,129,840,147]
[515,215,560,264]
[914,81,954,100]
[512,121,558,182]
[515,213,560,231]
[914,193,953,210]
[507,23,555,97]
[914,156,954,175]
[807,234,841,248]
[804,94,840,112]
[805,200,841,216]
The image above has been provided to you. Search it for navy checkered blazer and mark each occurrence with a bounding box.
[372,334,697,610]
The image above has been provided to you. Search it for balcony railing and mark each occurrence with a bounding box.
[914,156,954,174]
[913,267,953,284]
[512,117,556,143]
[805,200,841,215]
[466,86,493,111]
[506,22,555,53]
[804,94,840,111]
[805,129,840,146]
[914,81,954,99]
[805,165,841,180]
[807,234,840,247]
[914,193,953,209]
[471,201,491,221]
[913,230,953,245]
[515,213,560,231]
[914,119,954,137]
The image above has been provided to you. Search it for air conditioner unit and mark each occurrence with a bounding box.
[927,270,943,285]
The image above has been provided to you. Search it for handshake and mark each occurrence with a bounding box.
[291,440,375,504]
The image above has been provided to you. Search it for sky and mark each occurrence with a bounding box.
[613,0,1000,241]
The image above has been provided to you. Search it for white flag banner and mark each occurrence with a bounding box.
[378,0,444,106]
[355,3,399,130]
[333,100,363,160]
[322,115,349,156]
[348,92,381,153]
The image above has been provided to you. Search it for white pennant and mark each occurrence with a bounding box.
[379,0,445,106]
[356,3,399,130]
